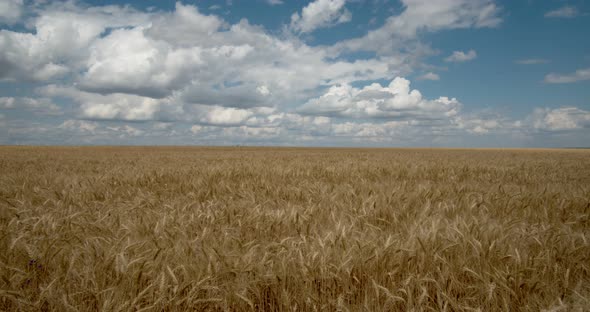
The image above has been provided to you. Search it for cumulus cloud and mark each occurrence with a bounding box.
[331,121,408,137]
[545,68,590,84]
[200,106,254,126]
[153,122,173,130]
[1,2,392,109]
[78,96,160,121]
[39,85,180,121]
[80,26,212,98]
[190,125,203,134]
[0,97,14,108]
[107,125,144,137]
[450,112,521,135]
[59,119,99,133]
[445,50,477,62]
[2,0,587,146]
[0,0,492,121]
[188,114,332,143]
[468,121,500,134]
[0,0,23,25]
[298,77,461,120]
[58,120,146,139]
[545,6,578,18]
[18,0,393,123]
[0,4,150,82]
[530,107,590,131]
[0,31,69,81]
[0,97,61,114]
[144,3,225,46]
[290,0,351,33]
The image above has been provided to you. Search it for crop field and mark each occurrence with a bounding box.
[0,146,589,311]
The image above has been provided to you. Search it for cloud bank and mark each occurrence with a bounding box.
[0,0,588,147]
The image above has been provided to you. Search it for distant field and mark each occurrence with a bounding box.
[1,147,589,311]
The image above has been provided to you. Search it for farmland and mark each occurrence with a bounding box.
[0,146,589,311]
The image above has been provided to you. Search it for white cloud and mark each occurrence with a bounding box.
[256,85,271,96]
[454,114,517,135]
[331,121,406,137]
[187,123,285,142]
[58,120,145,138]
[79,96,159,121]
[190,125,202,134]
[0,0,23,25]
[515,58,549,65]
[0,30,70,81]
[545,68,590,84]
[266,0,284,5]
[2,0,588,146]
[545,6,578,18]
[0,96,61,114]
[531,107,590,131]
[290,0,351,33]
[298,77,461,120]
[200,106,254,126]
[59,119,99,133]
[0,4,150,82]
[153,122,173,130]
[107,125,144,137]
[0,0,482,121]
[445,49,477,62]
[39,85,178,121]
[336,0,500,55]
[12,3,390,109]
[144,3,225,46]
[0,97,15,108]
[417,72,440,80]
[80,26,189,98]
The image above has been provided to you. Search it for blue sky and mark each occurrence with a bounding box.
[0,0,589,147]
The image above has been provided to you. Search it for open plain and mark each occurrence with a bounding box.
[0,147,589,311]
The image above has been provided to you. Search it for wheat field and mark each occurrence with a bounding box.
[0,146,589,311]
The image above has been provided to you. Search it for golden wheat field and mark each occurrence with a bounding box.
[1,146,589,311]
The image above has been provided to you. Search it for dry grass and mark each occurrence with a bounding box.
[0,146,589,311]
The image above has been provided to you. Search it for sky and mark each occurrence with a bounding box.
[0,0,589,147]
